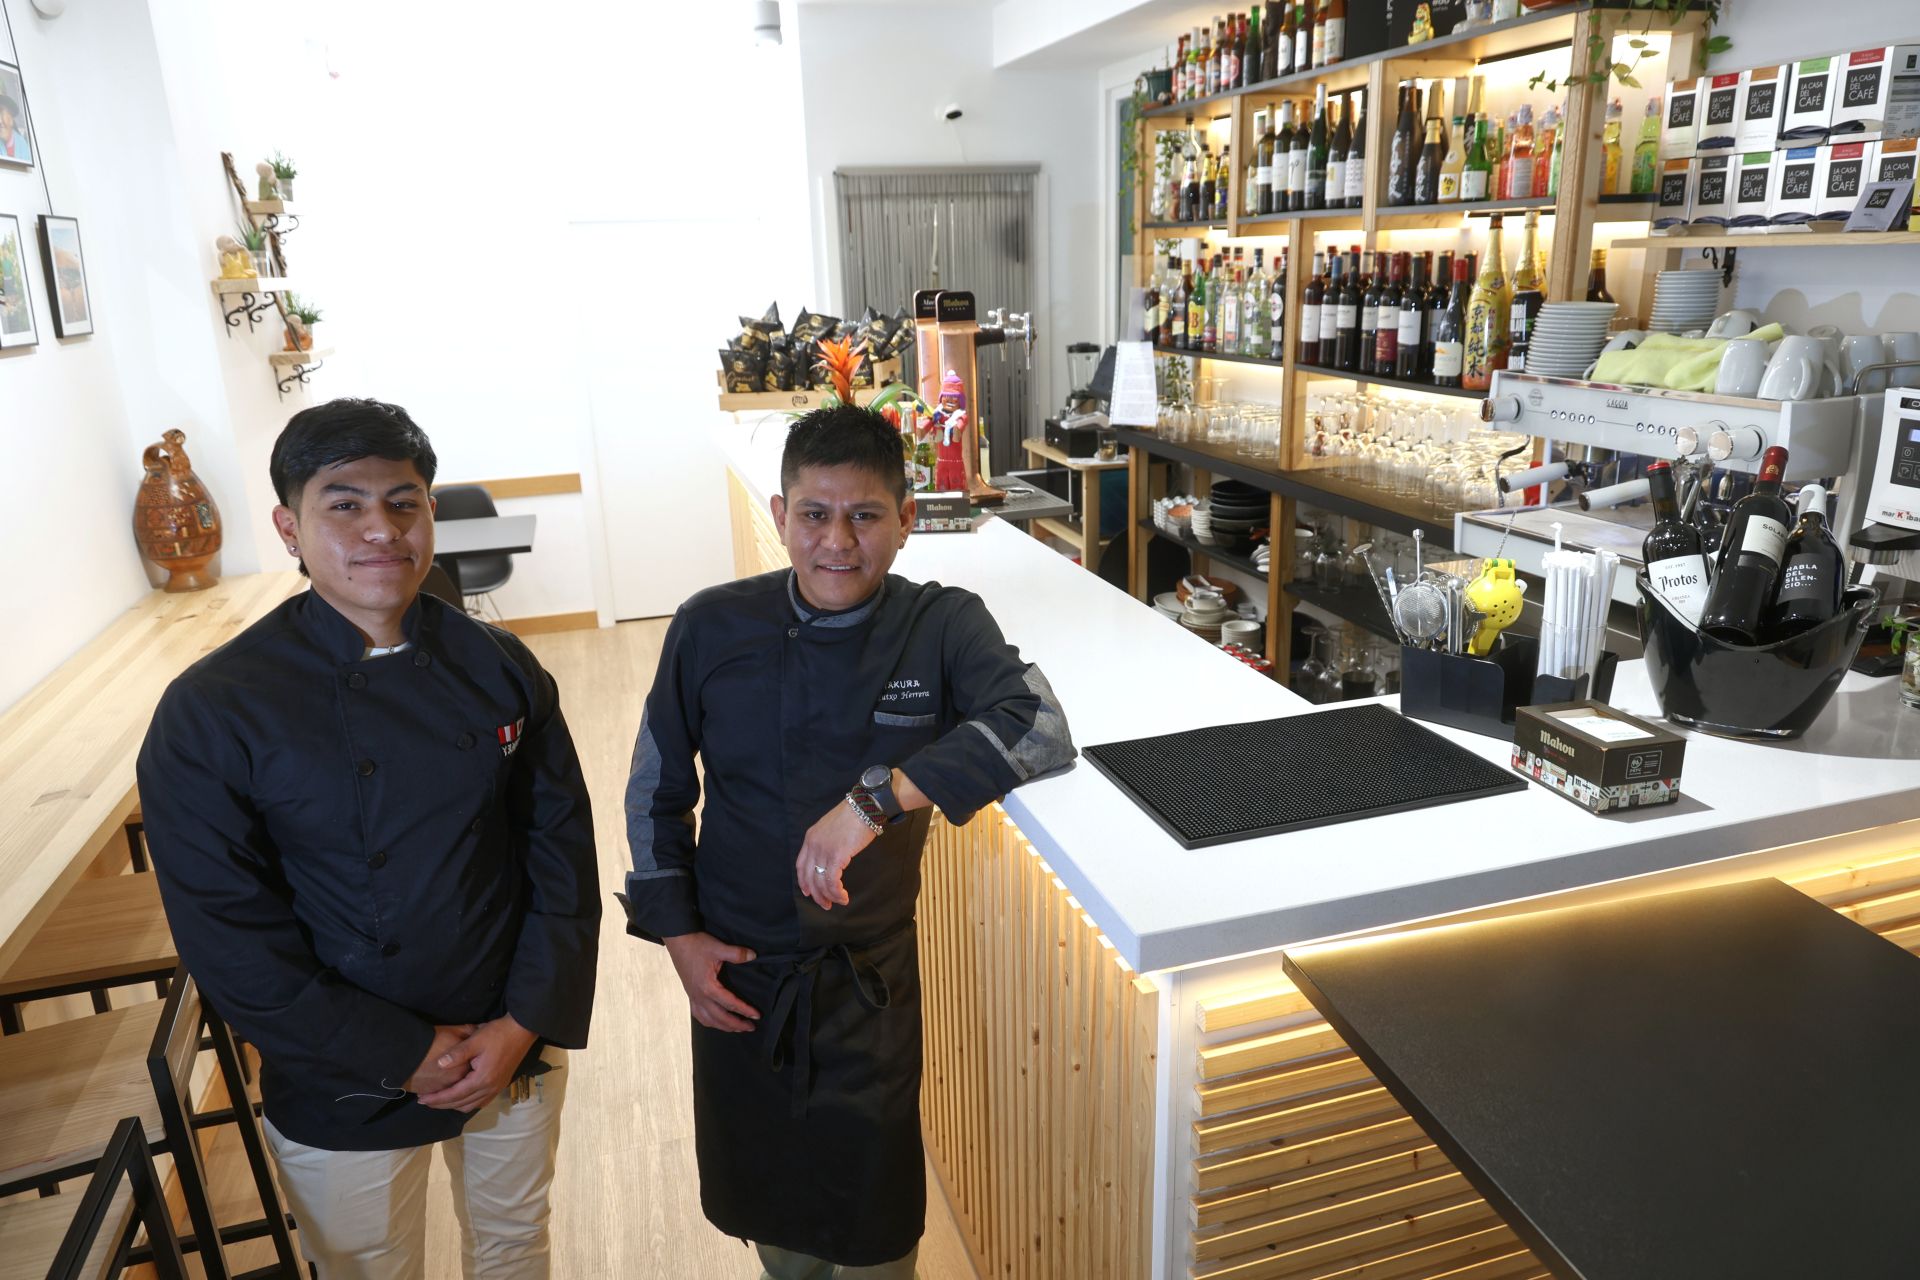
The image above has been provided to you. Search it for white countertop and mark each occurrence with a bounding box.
[718,424,1920,973]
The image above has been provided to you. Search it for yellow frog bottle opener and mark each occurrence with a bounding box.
[1465,558,1527,657]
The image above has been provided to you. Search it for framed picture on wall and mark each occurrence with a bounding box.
[38,215,92,337]
[0,61,33,169]
[0,213,39,349]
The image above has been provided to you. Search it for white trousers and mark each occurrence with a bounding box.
[262,1048,569,1280]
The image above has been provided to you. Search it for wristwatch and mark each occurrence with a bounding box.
[846,764,902,833]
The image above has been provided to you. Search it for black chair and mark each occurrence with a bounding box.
[0,1117,191,1279]
[433,485,512,610]
[420,562,463,608]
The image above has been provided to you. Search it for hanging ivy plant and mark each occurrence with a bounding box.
[1530,0,1728,93]
[1120,85,1153,236]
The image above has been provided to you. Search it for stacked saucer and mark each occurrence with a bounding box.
[1522,302,1619,377]
[1647,270,1721,335]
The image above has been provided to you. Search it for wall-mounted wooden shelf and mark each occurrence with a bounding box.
[243,200,298,217]
[209,277,299,296]
[1152,344,1285,368]
[1377,195,1559,227]
[1295,363,1486,400]
[271,347,332,400]
[268,347,331,366]
[1611,230,1920,249]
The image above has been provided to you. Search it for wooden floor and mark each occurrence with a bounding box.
[411,618,979,1278]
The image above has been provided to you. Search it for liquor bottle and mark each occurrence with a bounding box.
[1461,115,1492,201]
[1395,253,1427,381]
[1388,82,1418,205]
[1310,0,1326,70]
[1424,250,1452,378]
[1187,260,1208,351]
[1463,213,1511,390]
[1327,97,1349,214]
[1143,255,1162,343]
[1323,0,1346,63]
[1431,255,1471,388]
[1548,112,1566,196]
[1293,0,1311,72]
[1220,260,1242,353]
[1507,209,1545,374]
[1699,447,1794,645]
[1269,247,1289,360]
[1274,102,1296,211]
[1765,484,1846,639]
[1414,117,1444,204]
[1532,106,1557,198]
[1173,35,1188,101]
[1287,100,1310,210]
[1343,93,1367,208]
[1642,460,1712,625]
[1199,145,1217,224]
[1243,248,1269,355]
[1438,114,1467,201]
[1305,85,1330,209]
[1205,18,1221,96]
[1319,254,1346,366]
[1493,114,1512,204]
[1586,249,1614,303]
[1171,265,1191,349]
[1276,0,1295,76]
[1357,250,1381,373]
[1299,249,1326,365]
[1631,97,1661,195]
[1334,253,1362,371]
[1186,28,1202,99]
[1157,252,1178,346]
[1209,254,1228,352]
[1245,117,1262,216]
[1601,98,1624,196]
[1244,8,1262,85]
[1215,144,1232,221]
[1181,126,1201,221]
[1506,104,1536,201]
[1374,253,1405,377]
[1225,14,1241,91]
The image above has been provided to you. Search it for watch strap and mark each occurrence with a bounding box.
[845,789,885,834]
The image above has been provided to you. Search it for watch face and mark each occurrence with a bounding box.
[861,764,891,789]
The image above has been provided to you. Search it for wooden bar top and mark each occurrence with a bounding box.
[0,572,303,973]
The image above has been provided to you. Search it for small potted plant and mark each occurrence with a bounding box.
[269,151,298,202]
[283,293,323,351]
[236,220,272,278]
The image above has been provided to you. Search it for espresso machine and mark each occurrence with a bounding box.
[1850,385,1920,585]
[1458,371,1874,605]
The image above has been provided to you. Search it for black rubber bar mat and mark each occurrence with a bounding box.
[1082,703,1527,849]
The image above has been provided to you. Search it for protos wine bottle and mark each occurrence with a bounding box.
[1698,446,1793,645]
[1641,460,1710,625]
[1763,483,1847,640]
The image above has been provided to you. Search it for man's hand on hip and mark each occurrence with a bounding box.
[796,798,879,911]
[416,1014,538,1113]
[664,932,760,1032]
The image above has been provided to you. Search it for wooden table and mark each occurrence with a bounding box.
[1283,879,1920,1279]
[1020,437,1127,573]
[0,573,303,973]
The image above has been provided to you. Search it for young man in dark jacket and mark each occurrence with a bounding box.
[623,403,1075,1278]
[139,399,600,1278]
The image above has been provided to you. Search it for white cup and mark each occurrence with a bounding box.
[1220,619,1263,650]
[1844,334,1892,393]
[1760,336,1826,401]
[1716,339,1771,397]
[1885,331,1920,389]
[1707,308,1763,339]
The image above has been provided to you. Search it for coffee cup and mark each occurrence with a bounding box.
[1884,331,1920,389]
[1715,339,1770,397]
[1844,334,1891,393]
[1707,308,1763,339]
[1760,336,1827,401]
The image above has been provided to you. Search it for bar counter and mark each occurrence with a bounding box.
[717,422,1920,1279]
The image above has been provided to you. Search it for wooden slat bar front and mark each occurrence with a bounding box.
[0,573,303,972]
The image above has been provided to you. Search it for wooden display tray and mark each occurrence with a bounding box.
[715,358,901,411]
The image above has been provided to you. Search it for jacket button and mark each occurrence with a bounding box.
[457,732,476,749]
[347,672,367,690]
[367,851,388,869]
[788,627,799,638]
[357,758,376,777]
[381,943,401,958]
[471,818,484,835]
[413,652,431,667]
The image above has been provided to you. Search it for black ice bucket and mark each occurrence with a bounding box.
[1636,574,1879,740]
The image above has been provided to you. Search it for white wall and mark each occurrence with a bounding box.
[795,1,1106,422]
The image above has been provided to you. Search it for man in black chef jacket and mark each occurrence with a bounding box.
[623,403,1076,1278]
[137,399,600,1279]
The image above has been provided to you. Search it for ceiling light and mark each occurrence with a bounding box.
[753,0,781,47]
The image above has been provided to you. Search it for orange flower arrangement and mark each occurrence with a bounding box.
[813,336,864,405]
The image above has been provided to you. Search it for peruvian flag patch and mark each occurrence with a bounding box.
[497,717,525,758]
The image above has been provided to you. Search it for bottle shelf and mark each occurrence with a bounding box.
[1144,219,1229,231]
[1152,344,1285,368]
[1377,195,1559,226]
[1294,363,1487,401]
[1236,208,1368,233]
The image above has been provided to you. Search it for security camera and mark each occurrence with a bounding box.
[941,103,964,122]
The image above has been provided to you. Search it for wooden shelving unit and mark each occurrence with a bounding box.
[1294,363,1486,400]
[1610,230,1920,249]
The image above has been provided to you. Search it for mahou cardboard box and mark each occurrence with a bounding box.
[1737,64,1788,150]
[1661,78,1700,159]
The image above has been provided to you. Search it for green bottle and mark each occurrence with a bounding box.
[1631,98,1661,195]
[1461,118,1492,201]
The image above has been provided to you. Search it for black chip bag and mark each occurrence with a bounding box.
[791,308,827,343]
[767,338,796,391]
[851,351,876,389]
[885,306,914,358]
[721,347,765,394]
[734,322,766,353]
[760,301,782,333]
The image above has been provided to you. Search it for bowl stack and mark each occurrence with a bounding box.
[1522,302,1619,377]
[1207,480,1269,553]
[1647,270,1721,335]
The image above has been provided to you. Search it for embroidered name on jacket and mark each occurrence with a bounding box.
[498,717,526,757]
[879,678,934,708]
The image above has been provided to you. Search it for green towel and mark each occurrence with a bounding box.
[1591,324,1786,390]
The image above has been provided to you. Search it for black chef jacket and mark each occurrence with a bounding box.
[136,588,600,1152]
[623,570,1075,1265]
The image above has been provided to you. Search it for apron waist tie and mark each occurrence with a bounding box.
[758,925,904,1118]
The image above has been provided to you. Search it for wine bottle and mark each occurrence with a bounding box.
[1374,252,1406,377]
[1276,0,1295,76]
[1215,144,1231,221]
[1394,253,1426,381]
[1642,460,1712,625]
[1431,255,1470,387]
[1306,84,1330,210]
[1333,253,1361,371]
[1764,484,1846,640]
[1323,0,1346,63]
[1299,250,1326,365]
[1342,92,1367,208]
[1287,101,1309,211]
[1320,253,1346,367]
[1199,144,1217,224]
[1438,113,1467,201]
[1463,212,1511,391]
[1358,251,1382,374]
[1461,116,1492,201]
[1246,6,1263,85]
[1699,446,1794,645]
[1243,248,1269,356]
[1293,0,1310,72]
[1171,266,1191,349]
[1414,117,1444,205]
[1310,0,1326,70]
[1387,82,1417,205]
[1254,108,1275,215]
[1143,256,1162,344]
[1327,96,1350,214]
[1507,209,1545,374]
[1586,249,1613,303]
[1269,247,1288,361]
